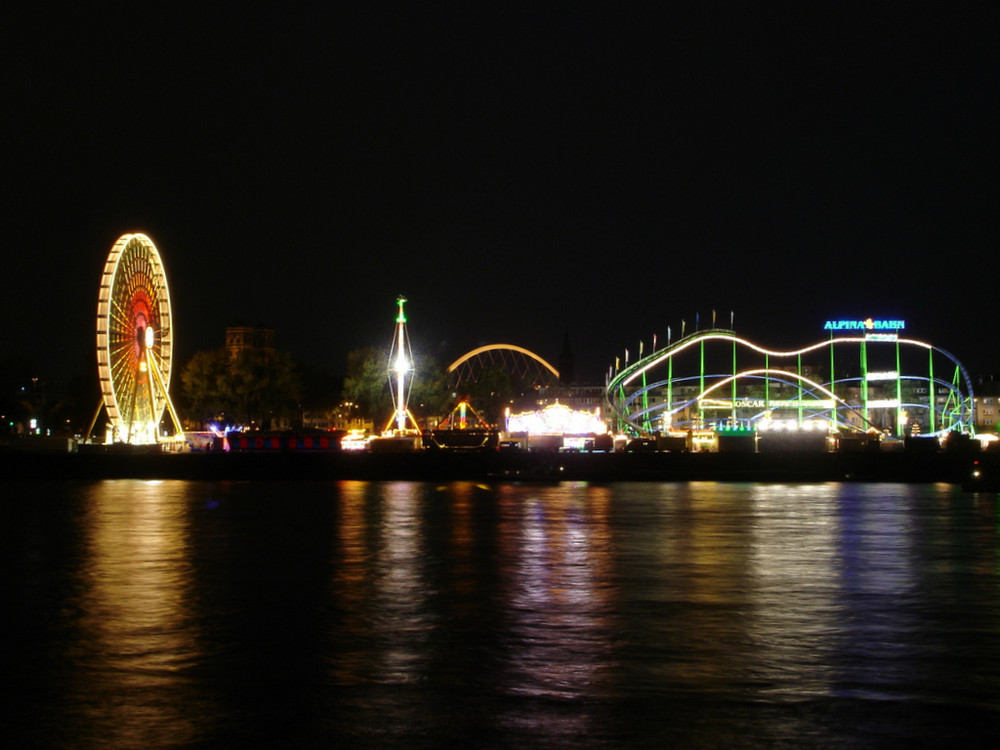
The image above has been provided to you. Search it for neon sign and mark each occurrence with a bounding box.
[703,398,836,409]
[866,371,899,381]
[865,333,898,342]
[823,318,905,331]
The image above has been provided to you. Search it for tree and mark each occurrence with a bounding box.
[180,348,302,429]
[342,346,452,430]
[342,347,392,427]
[465,365,518,426]
[228,349,301,428]
[180,350,230,424]
[298,361,343,413]
[409,351,452,421]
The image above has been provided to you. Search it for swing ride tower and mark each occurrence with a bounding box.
[369,296,423,451]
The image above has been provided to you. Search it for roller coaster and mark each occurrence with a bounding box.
[607,323,974,440]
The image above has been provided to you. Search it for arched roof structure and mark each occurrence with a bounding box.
[447,344,559,389]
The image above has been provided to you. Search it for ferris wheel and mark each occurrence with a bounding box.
[93,233,183,444]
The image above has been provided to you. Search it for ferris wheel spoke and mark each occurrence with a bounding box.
[108,308,135,334]
[108,338,133,356]
[108,350,135,370]
[108,306,133,327]
[108,337,134,354]
[109,362,132,386]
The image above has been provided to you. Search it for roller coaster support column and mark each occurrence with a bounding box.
[617,382,628,434]
[764,353,770,413]
[699,337,705,426]
[641,345,650,432]
[797,353,804,426]
[667,353,673,431]
[829,332,836,417]
[896,337,904,437]
[861,339,869,425]
[928,349,936,433]
[731,333,737,424]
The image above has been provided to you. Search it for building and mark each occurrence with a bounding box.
[226,325,275,359]
[973,377,1000,432]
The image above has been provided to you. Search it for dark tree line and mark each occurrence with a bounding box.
[178,344,530,432]
[181,349,301,429]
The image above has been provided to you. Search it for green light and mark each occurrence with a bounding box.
[717,425,754,435]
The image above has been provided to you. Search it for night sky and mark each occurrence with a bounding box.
[4,5,997,386]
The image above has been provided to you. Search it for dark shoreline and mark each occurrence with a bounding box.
[1,447,988,485]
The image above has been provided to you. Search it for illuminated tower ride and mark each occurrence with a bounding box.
[88,233,184,445]
[384,296,420,437]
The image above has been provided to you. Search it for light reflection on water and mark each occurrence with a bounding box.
[62,481,208,748]
[747,483,842,700]
[6,479,1000,747]
[493,484,617,741]
[372,482,431,686]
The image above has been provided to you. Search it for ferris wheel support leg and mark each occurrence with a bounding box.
[148,364,158,441]
[126,376,140,444]
[85,400,105,444]
[147,353,185,440]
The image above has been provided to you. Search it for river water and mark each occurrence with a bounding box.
[5,479,1000,748]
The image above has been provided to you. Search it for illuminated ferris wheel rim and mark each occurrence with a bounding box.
[96,232,175,440]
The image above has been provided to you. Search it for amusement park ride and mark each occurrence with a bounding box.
[369,296,424,451]
[86,233,184,446]
[77,232,975,458]
[606,321,976,447]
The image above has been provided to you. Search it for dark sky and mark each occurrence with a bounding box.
[4,5,997,385]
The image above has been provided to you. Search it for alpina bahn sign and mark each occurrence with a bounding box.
[823,318,905,331]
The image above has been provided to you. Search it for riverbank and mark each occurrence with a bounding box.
[0,446,986,484]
